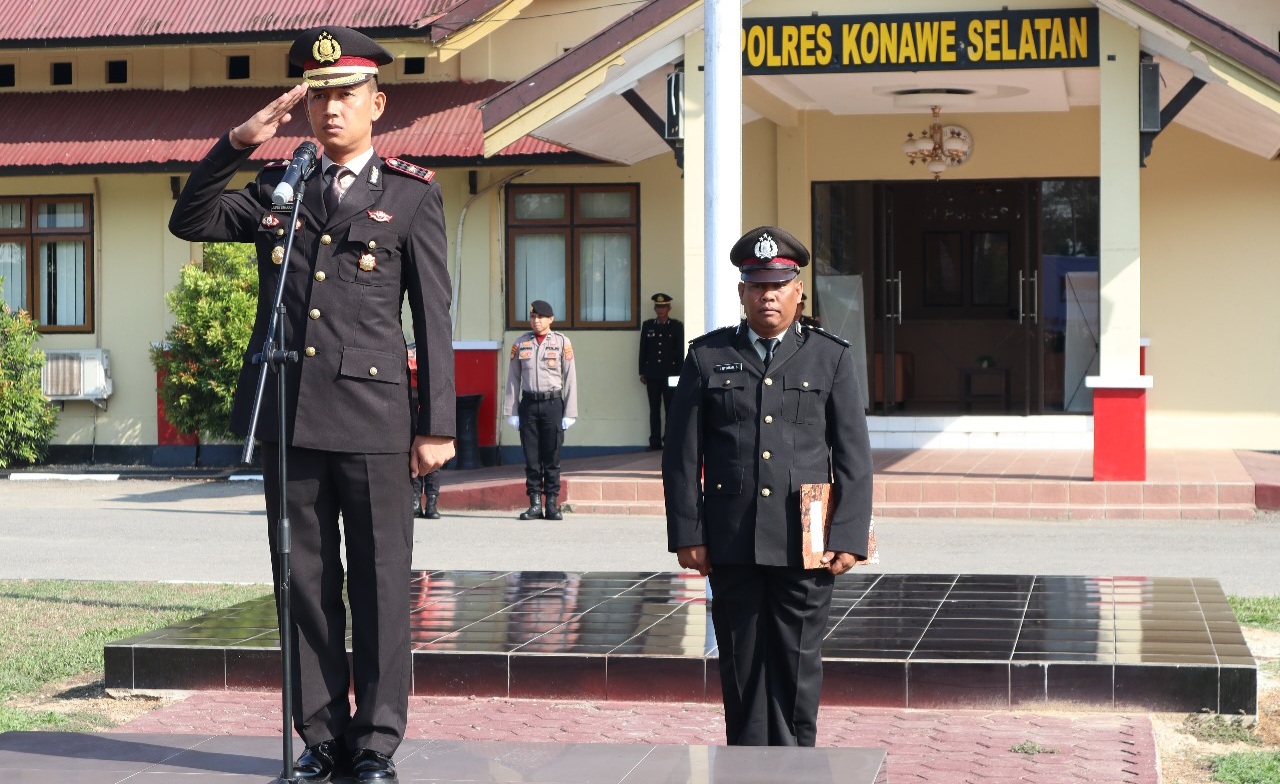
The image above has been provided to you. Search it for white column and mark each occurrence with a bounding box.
[1088,12,1149,389]
[704,0,742,332]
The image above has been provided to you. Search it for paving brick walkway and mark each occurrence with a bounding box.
[120,692,1158,783]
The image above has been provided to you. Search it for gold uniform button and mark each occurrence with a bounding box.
[320,234,332,245]
[314,271,326,282]
[304,347,316,357]
[762,451,772,460]
[369,367,378,376]
[764,378,774,386]
[275,228,285,237]
[309,308,321,320]
[761,488,772,497]
[803,381,810,387]
[368,240,377,250]
[764,415,773,424]
[723,379,731,387]
[715,483,722,490]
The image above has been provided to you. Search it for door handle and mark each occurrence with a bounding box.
[1017,271,1025,324]
[1028,270,1039,324]
[894,272,903,325]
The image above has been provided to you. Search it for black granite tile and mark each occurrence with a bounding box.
[911,649,1012,661]
[413,651,509,697]
[1014,641,1116,656]
[1012,651,1114,663]
[907,662,1009,708]
[820,661,907,708]
[103,645,133,690]
[1009,662,1046,705]
[225,648,283,690]
[607,655,706,702]
[1114,663,1219,712]
[1046,663,1114,707]
[509,654,607,699]
[133,647,226,690]
[822,648,913,660]
[1220,666,1258,715]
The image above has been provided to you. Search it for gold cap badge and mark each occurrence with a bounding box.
[312,31,342,64]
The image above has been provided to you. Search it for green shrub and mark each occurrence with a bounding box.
[149,242,257,442]
[0,297,58,467]
[1212,751,1280,784]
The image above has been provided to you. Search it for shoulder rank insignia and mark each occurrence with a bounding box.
[367,210,393,222]
[261,214,281,228]
[385,157,436,183]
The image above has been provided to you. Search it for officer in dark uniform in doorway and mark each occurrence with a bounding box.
[662,226,873,747]
[638,292,684,450]
[169,25,454,782]
[796,292,822,329]
[504,300,578,520]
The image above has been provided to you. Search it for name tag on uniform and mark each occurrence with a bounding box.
[714,362,743,373]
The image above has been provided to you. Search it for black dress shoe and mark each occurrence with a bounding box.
[293,739,342,782]
[351,748,398,781]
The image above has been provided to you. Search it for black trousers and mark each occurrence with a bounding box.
[708,564,834,746]
[518,396,564,496]
[261,443,413,756]
[645,377,674,448]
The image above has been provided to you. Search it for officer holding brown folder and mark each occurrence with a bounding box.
[661,226,874,747]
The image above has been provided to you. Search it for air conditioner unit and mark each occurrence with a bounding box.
[42,349,113,408]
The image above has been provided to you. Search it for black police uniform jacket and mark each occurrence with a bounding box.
[663,321,874,566]
[169,135,455,453]
[638,317,685,379]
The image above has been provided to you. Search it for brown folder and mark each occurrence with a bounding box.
[799,483,878,569]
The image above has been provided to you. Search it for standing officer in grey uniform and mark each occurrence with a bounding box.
[662,226,873,747]
[638,292,684,450]
[504,300,578,520]
[169,25,454,783]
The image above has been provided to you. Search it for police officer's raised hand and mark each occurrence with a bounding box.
[822,551,858,575]
[676,545,712,576]
[229,84,308,149]
[411,434,455,477]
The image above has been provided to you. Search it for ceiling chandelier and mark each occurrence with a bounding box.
[902,106,973,180]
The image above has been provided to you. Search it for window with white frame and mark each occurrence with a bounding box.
[506,184,638,329]
[0,196,93,332]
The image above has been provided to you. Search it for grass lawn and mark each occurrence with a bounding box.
[1229,596,1280,632]
[0,579,268,733]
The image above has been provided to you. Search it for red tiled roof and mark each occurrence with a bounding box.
[0,82,568,170]
[0,0,458,43]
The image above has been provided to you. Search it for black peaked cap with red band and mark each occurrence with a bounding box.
[288,26,393,89]
[730,225,810,283]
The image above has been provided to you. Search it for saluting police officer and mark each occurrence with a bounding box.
[504,300,579,520]
[169,25,454,783]
[662,226,874,747]
[638,292,684,450]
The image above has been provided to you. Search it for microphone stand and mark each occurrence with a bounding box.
[241,169,311,784]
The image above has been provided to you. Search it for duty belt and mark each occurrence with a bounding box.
[522,390,562,402]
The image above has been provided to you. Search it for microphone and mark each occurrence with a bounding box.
[271,141,319,206]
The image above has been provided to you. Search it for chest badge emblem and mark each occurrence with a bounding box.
[358,253,377,272]
[368,210,393,222]
[271,245,285,265]
[261,214,281,228]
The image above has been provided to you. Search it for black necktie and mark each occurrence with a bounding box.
[759,337,779,367]
[323,164,348,217]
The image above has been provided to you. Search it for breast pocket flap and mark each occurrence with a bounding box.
[338,346,404,384]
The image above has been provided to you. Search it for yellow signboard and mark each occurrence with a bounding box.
[742,8,1097,74]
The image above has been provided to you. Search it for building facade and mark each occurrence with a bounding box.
[2,0,1279,479]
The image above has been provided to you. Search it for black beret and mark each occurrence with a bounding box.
[730,226,810,283]
[529,300,554,317]
[289,26,393,89]
[651,293,673,304]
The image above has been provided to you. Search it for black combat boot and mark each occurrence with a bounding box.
[518,493,542,520]
[543,496,563,520]
[424,492,441,520]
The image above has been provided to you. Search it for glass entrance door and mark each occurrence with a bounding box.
[878,180,1034,414]
[811,179,1098,416]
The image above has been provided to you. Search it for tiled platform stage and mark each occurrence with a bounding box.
[0,733,886,783]
[106,571,1257,715]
